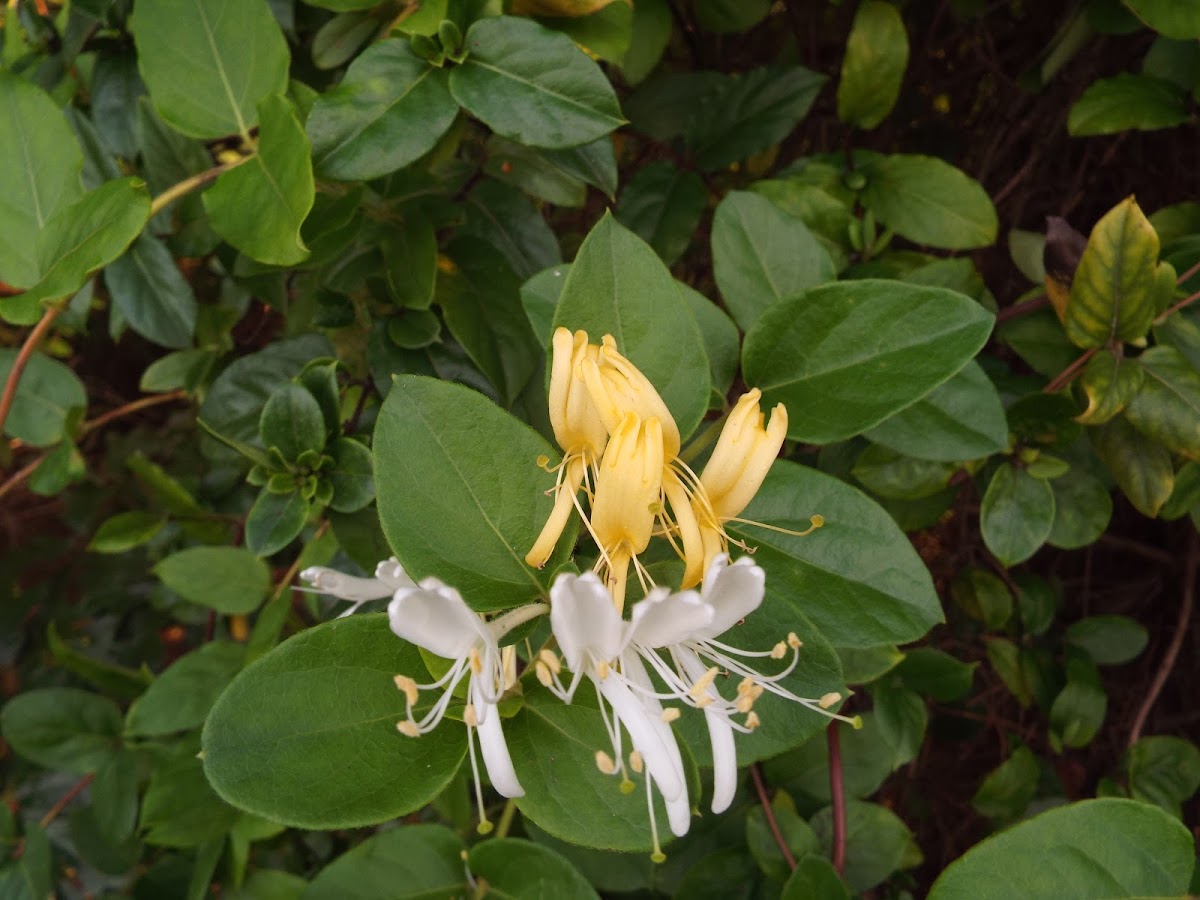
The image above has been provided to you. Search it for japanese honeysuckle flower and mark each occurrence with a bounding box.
[388,577,547,833]
[581,335,681,460]
[526,328,609,569]
[299,557,414,617]
[543,572,691,859]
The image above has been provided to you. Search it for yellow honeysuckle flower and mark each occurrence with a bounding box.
[581,335,681,460]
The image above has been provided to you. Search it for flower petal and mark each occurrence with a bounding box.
[550,572,626,669]
[374,557,415,591]
[388,579,485,659]
[705,710,737,814]
[595,671,684,802]
[473,685,524,798]
[300,567,396,602]
[629,588,714,649]
[696,556,765,638]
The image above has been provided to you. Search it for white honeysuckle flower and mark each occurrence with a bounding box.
[544,572,691,860]
[387,577,547,834]
[299,557,414,617]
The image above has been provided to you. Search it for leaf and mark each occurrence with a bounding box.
[92,750,139,840]
[860,154,998,250]
[872,683,927,768]
[1065,197,1160,348]
[732,461,943,647]
[4,177,151,325]
[142,751,238,847]
[259,383,327,461]
[126,642,246,736]
[1047,468,1113,549]
[1075,349,1144,424]
[1127,737,1200,816]
[783,855,851,900]
[895,648,975,702]
[1050,679,1107,750]
[747,797,820,882]
[439,238,541,407]
[308,39,457,181]
[204,95,314,266]
[91,52,145,160]
[46,623,153,700]
[469,839,601,899]
[462,179,563,281]
[154,546,271,615]
[742,280,994,444]
[311,11,376,70]
[1091,415,1174,516]
[203,614,466,828]
[104,234,198,349]
[971,745,1039,821]
[980,463,1055,566]
[1066,615,1148,665]
[837,0,909,130]
[374,376,569,610]
[130,0,290,139]
[88,510,166,553]
[0,71,84,289]
[614,161,707,266]
[1125,346,1200,456]
[866,361,1008,461]
[0,350,85,447]
[1067,73,1189,135]
[305,825,466,899]
[689,66,826,171]
[1124,0,1200,38]
[712,191,837,331]
[680,283,739,397]
[384,213,437,310]
[245,490,310,557]
[952,567,1013,631]
[328,438,375,513]
[448,16,624,149]
[811,801,920,892]
[852,444,956,500]
[552,213,710,442]
[694,0,770,32]
[0,688,121,773]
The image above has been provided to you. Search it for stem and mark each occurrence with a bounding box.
[79,390,187,437]
[1175,258,1200,286]
[0,306,62,437]
[1043,346,1098,394]
[828,722,847,875]
[1128,534,1198,747]
[39,772,94,828]
[149,159,245,218]
[678,413,728,468]
[750,764,796,871]
[494,798,517,839]
[0,455,41,502]
[1153,288,1200,325]
[995,295,1048,323]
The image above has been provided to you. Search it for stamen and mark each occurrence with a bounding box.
[594,659,609,680]
[501,646,517,690]
[818,692,842,709]
[538,649,562,674]
[393,674,419,706]
[726,513,824,537]
[745,711,761,730]
[688,666,720,700]
[535,661,554,687]
[660,708,681,723]
[787,632,802,649]
[463,704,479,727]
[647,775,666,864]
[770,641,787,660]
[595,750,617,775]
[536,454,552,470]
[629,750,644,774]
[396,720,420,737]
[469,648,483,675]
[620,777,636,795]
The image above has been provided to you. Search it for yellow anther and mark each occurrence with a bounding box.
[688,666,720,700]
[538,649,562,674]
[502,646,517,690]
[594,659,610,680]
[787,632,802,649]
[595,750,617,775]
[463,704,479,728]
[660,708,681,723]
[696,694,714,709]
[535,660,554,687]
[770,641,788,660]
[818,692,842,710]
[629,750,644,774]
[396,720,420,738]
[469,647,483,675]
[393,674,419,706]
[745,711,761,730]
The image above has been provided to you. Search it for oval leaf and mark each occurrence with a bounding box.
[1067,73,1190,136]
[980,464,1055,566]
[837,0,909,130]
[154,546,270,614]
[860,154,997,250]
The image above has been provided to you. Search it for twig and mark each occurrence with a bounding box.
[749,764,796,871]
[149,158,246,218]
[79,390,188,438]
[828,722,847,875]
[995,295,1047,323]
[0,456,42,502]
[39,772,94,828]
[0,306,63,437]
[1175,258,1200,286]
[1128,534,1199,747]
[1043,346,1098,394]
[1153,288,1200,326]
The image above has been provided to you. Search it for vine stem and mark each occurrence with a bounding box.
[494,798,517,839]
[1127,533,1199,748]
[1153,288,1200,325]
[995,295,1047,323]
[0,305,62,437]
[750,764,796,871]
[828,722,847,875]
[1174,258,1200,286]
[148,158,245,218]
[39,772,93,828]
[1043,346,1098,394]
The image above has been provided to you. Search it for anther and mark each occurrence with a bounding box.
[770,641,788,660]
[818,692,842,709]
[594,659,610,680]
[535,661,554,687]
[787,632,802,649]
[745,711,761,730]
[397,720,420,737]
[538,649,562,674]
[393,674,419,706]
[469,648,483,675]
[660,708,681,723]
[595,750,617,775]
[688,666,719,700]
[629,750,644,774]
[463,704,479,728]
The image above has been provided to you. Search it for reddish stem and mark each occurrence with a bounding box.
[828,722,847,875]
[1043,346,1098,394]
[0,306,62,438]
[39,772,93,828]
[750,764,797,871]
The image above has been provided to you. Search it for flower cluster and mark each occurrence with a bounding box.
[303,328,853,857]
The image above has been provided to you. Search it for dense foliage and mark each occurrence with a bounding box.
[2,0,1199,897]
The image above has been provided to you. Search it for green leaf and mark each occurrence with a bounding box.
[980,463,1056,566]
[1091,415,1174,516]
[462,179,563,281]
[387,309,442,350]
[5,177,151,325]
[782,855,851,900]
[1162,460,1200,519]
[1066,615,1148,665]
[439,238,541,407]
[92,749,139,840]
[866,360,1008,461]
[742,280,994,444]
[0,71,84,289]
[142,751,238,847]
[837,644,904,685]
[0,822,52,900]
[1127,736,1200,816]
[1065,197,1160,348]
[1050,678,1107,750]
[126,642,245,736]
[0,350,85,447]
[155,546,271,614]
[130,0,290,139]
[245,490,310,557]
[952,567,1013,631]
[971,745,1039,821]
[747,795,819,882]
[88,510,166,553]
[1047,467,1113,549]
[384,213,437,310]
[680,283,739,397]
[872,683,926,768]
[620,0,671,85]
[837,0,909,130]
[449,16,624,149]
[308,39,457,181]
[1075,349,1144,424]
[930,799,1194,897]
[311,11,376,70]
[732,461,943,647]
[204,95,313,266]
[374,376,568,610]
[614,161,707,266]
[105,234,198,349]
[811,801,920,892]
[552,213,710,442]
[484,135,611,208]
[694,0,769,32]
[47,623,153,700]
[469,838,601,899]
[860,154,998,250]
[1125,346,1200,456]
[1068,73,1190,135]
[0,688,121,773]
[305,825,465,899]
[712,191,837,331]
[328,437,375,513]
[852,444,956,500]
[1124,0,1200,38]
[259,383,327,461]
[203,614,466,828]
[895,648,975,702]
